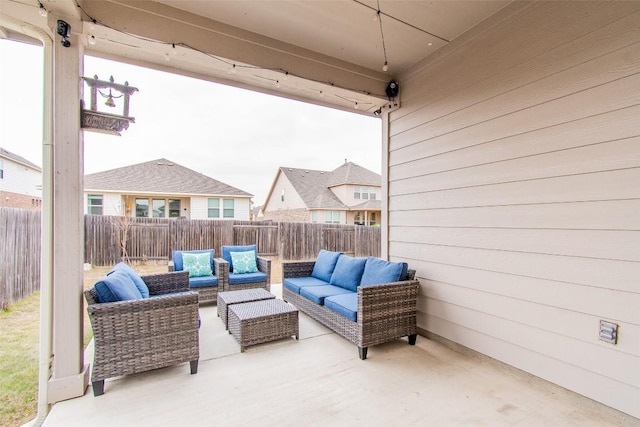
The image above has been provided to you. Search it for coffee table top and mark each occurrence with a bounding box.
[229,299,297,320]
[218,288,274,304]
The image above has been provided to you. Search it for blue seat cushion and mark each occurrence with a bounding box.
[299,285,353,305]
[329,255,367,292]
[188,274,218,288]
[360,257,408,286]
[94,270,143,303]
[325,293,358,322]
[283,276,329,294]
[109,262,149,298]
[311,250,342,282]
[172,249,215,273]
[222,245,257,273]
[228,271,267,285]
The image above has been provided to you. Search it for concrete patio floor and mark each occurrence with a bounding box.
[43,284,636,427]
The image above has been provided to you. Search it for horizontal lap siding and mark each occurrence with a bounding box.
[387,1,640,417]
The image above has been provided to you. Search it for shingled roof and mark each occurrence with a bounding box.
[279,162,380,209]
[85,158,252,197]
[0,147,41,171]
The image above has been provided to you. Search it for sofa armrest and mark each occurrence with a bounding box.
[213,257,230,291]
[142,270,189,296]
[358,279,419,323]
[168,260,175,272]
[257,256,271,285]
[282,260,315,279]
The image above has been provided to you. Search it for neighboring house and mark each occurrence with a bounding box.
[84,158,253,220]
[262,161,380,225]
[0,147,42,210]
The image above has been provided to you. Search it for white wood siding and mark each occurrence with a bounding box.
[191,196,251,220]
[1,158,42,197]
[103,193,122,216]
[388,1,640,418]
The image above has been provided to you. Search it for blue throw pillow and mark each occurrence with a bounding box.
[222,245,257,272]
[329,255,367,292]
[311,250,342,282]
[230,250,258,274]
[94,270,143,303]
[360,257,406,286]
[110,262,149,298]
[172,249,214,272]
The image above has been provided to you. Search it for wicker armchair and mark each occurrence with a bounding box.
[282,260,419,360]
[84,270,200,396]
[168,250,229,305]
[221,245,271,292]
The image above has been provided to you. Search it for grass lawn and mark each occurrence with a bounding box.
[0,257,282,426]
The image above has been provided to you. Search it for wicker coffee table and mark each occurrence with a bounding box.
[218,288,276,329]
[227,299,299,352]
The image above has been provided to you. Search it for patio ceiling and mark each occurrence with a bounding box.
[1,0,510,114]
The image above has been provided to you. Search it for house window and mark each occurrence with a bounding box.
[281,189,285,202]
[370,192,376,200]
[152,199,165,218]
[0,159,3,179]
[169,199,181,218]
[324,211,340,224]
[353,186,360,199]
[354,211,362,225]
[311,211,319,223]
[87,194,103,215]
[370,212,377,225]
[135,198,149,217]
[207,198,220,218]
[362,186,369,200]
[223,199,234,218]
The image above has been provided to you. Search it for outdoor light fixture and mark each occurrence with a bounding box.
[57,20,71,47]
[385,80,399,98]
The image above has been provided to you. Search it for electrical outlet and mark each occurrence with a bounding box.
[599,320,618,344]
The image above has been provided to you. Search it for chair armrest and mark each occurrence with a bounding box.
[282,261,315,279]
[86,291,199,340]
[142,270,189,296]
[357,280,419,323]
[257,256,271,285]
[168,260,175,272]
[213,258,229,290]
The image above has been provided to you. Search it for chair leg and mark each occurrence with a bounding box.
[408,334,417,345]
[92,380,105,396]
[358,347,368,360]
[190,360,199,374]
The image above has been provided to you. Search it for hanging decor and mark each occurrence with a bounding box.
[81,75,138,136]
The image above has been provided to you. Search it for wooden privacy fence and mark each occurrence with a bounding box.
[1,208,41,309]
[84,215,381,266]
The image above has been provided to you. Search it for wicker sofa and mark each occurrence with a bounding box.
[84,266,200,396]
[282,250,419,360]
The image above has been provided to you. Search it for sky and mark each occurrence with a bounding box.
[0,39,382,205]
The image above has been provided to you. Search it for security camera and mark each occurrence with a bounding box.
[57,20,71,47]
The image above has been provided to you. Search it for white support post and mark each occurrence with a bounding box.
[47,19,89,403]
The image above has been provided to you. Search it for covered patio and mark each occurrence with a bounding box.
[0,0,638,424]
[42,285,628,426]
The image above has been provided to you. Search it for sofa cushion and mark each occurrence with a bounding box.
[222,245,257,272]
[109,262,149,298]
[183,252,214,278]
[230,250,258,274]
[172,249,214,273]
[300,285,353,305]
[325,293,358,322]
[283,276,329,294]
[311,250,342,282]
[229,271,267,285]
[360,257,408,286]
[94,270,143,303]
[188,274,218,288]
[329,255,367,292]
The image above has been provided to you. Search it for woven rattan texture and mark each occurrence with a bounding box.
[227,299,298,352]
[283,261,419,358]
[217,288,276,328]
